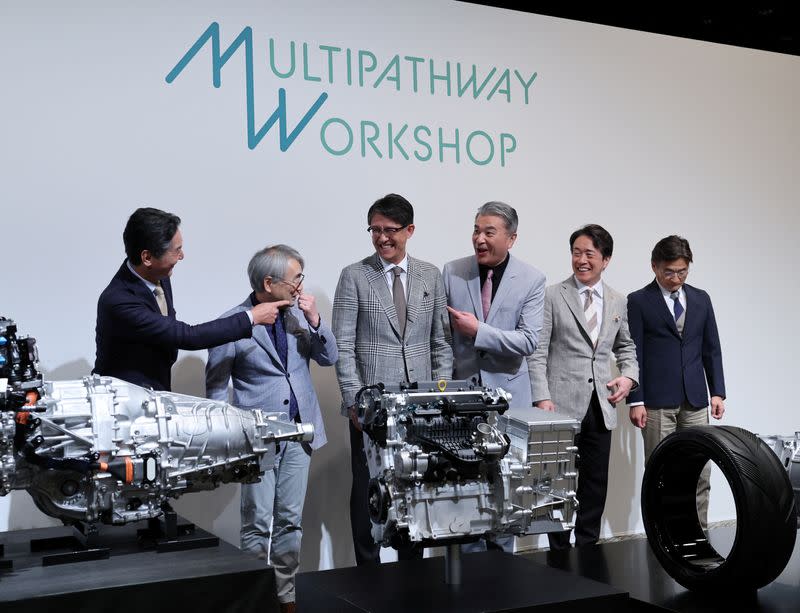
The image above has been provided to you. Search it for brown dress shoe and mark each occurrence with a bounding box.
[279,602,296,613]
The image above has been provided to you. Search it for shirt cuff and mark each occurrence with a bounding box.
[246,310,255,325]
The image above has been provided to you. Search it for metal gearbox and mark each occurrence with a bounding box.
[355,382,579,549]
[0,317,313,526]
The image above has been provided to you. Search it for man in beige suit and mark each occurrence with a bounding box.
[528,224,638,549]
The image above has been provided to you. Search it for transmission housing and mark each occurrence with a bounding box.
[0,317,312,526]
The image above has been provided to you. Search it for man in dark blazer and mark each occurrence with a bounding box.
[94,207,285,391]
[528,224,638,549]
[332,193,453,565]
[627,235,725,527]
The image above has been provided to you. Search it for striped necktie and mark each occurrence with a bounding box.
[153,284,168,316]
[583,288,598,346]
[670,291,684,321]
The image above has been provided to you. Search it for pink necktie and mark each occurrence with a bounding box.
[481,269,493,320]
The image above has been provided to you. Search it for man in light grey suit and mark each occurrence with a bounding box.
[528,224,638,550]
[443,201,545,408]
[443,200,545,553]
[206,245,337,613]
[332,193,453,565]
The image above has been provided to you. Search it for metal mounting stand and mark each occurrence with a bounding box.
[135,503,219,552]
[444,543,462,585]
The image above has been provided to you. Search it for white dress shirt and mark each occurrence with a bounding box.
[379,254,408,296]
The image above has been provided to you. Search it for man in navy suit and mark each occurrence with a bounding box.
[94,207,286,391]
[206,245,336,613]
[627,235,726,526]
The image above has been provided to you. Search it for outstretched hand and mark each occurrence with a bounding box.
[251,300,293,325]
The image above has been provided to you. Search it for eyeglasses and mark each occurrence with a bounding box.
[274,273,305,292]
[367,225,407,237]
[662,269,688,279]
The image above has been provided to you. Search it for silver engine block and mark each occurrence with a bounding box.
[759,432,800,511]
[356,382,579,548]
[0,317,312,526]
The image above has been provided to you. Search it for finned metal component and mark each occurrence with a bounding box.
[356,381,579,548]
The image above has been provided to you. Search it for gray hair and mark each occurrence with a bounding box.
[475,201,518,234]
[248,244,305,292]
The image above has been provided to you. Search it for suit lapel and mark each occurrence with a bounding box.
[597,282,619,343]
[120,262,163,314]
[406,256,429,327]
[252,325,284,372]
[646,280,680,338]
[487,255,517,324]
[365,254,403,337]
[560,276,593,346]
[682,284,701,339]
[161,277,175,316]
[282,307,304,372]
[243,296,284,371]
[466,258,483,320]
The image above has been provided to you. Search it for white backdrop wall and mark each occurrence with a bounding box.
[2,0,798,570]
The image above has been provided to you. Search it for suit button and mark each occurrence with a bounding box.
[478,351,486,358]
[283,399,289,405]
[588,378,593,383]
[286,373,290,379]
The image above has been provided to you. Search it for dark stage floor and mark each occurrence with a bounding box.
[0,521,276,613]
[524,524,800,612]
[297,524,800,612]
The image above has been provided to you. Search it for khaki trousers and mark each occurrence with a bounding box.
[641,402,711,528]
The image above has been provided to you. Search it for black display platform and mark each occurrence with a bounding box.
[297,550,632,612]
[524,524,800,613]
[0,520,277,613]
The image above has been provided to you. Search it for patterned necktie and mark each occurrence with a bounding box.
[270,312,298,421]
[153,284,168,316]
[583,288,599,346]
[670,291,684,321]
[392,266,406,337]
[481,268,494,320]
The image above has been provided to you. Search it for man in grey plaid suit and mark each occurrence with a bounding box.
[332,193,453,565]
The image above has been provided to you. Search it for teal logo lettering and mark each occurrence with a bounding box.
[165,22,328,151]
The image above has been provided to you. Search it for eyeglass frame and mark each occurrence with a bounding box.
[271,273,305,292]
[366,225,408,237]
[660,268,689,279]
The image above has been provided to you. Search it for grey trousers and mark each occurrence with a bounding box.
[241,440,311,604]
[641,403,710,528]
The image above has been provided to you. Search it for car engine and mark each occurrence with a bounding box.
[0,317,312,526]
[757,432,800,511]
[354,381,579,549]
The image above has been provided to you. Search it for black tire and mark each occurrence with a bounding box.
[642,425,797,591]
